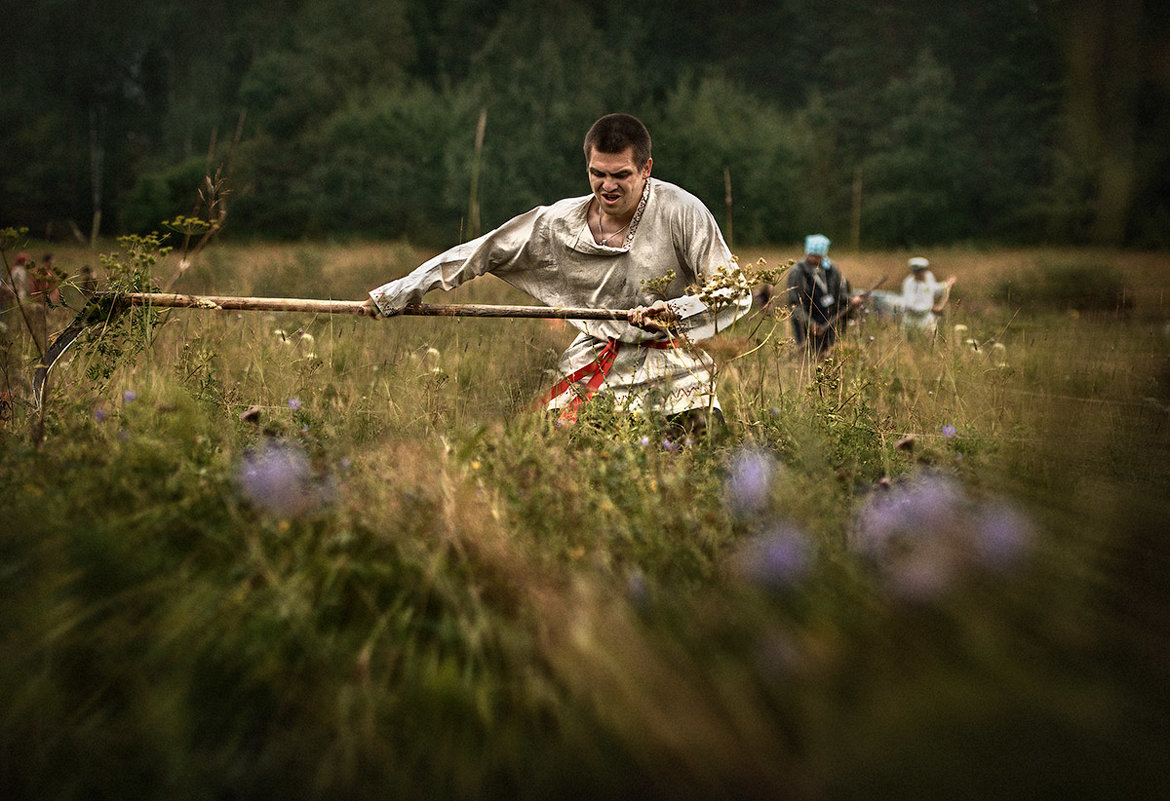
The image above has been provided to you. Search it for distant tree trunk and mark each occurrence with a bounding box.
[468,107,487,240]
[204,126,219,176]
[723,165,733,250]
[1061,0,1142,243]
[89,101,106,246]
[850,165,863,250]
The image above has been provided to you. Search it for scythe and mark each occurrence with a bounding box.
[32,291,636,408]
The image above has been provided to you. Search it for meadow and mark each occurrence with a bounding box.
[2,237,1168,800]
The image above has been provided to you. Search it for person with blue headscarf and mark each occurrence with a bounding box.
[786,234,862,354]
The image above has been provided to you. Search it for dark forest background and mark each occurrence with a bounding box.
[2,0,1168,249]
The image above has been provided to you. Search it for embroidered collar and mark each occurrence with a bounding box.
[575,178,651,252]
[613,177,651,250]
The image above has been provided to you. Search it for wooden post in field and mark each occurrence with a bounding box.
[204,126,219,176]
[228,110,247,174]
[851,165,863,250]
[89,103,105,247]
[723,165,734,250]
[469,107,488,240]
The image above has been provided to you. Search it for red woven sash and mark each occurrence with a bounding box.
[537,337,678,422]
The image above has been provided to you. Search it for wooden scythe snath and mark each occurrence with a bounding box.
[820,276,889,331]
[32,291,634,408]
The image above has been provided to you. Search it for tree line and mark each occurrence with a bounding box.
[2,0,1167,248]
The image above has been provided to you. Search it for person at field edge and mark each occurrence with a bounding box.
[30,253,62,305]
[364,113,751,435]
[0,282,14,334]
[1,253,30,339]
[786,234,863,355]
[28,253,63,352]
[900,256,955,334]
[10,252,30,302]
[78,264,99,296]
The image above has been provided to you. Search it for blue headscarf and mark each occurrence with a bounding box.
[804,234,830,256]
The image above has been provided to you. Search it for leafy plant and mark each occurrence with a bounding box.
[79,233,169,384]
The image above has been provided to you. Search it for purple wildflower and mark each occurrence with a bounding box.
[662,438,678,452]
[639,435,650,447]
[854,473,963,558]
[94,408,106,422]
[733,524,812,590]
[942,425,957,439]
[626,568,649,608]
[854,472,1032,600]
[884,540,961,601]
[853,473,967,601]
[237,440,323,518]
[973,503,1032,570]
[288,397,302,411]
[725,447,775,517]
[122,389,136,403]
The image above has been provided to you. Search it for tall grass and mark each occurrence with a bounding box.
[2,240,1168,799]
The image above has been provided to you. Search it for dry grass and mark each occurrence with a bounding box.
[2,237,1168,800]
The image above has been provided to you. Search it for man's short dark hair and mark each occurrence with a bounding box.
[584,113,652,169]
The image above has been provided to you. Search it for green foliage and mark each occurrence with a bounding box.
[861,51,976,246]
[238,0,414,138]
[121,157,209,235]
[458,0,636,226]
[651,75,800,244]
[0,226,30,253]
[8,0,1167,246]
[227,0,418,238]
[308,86,480,240]
[173,337,227,406]
[992,259,1135,315]
[98,232,170,293]
[78,234,169,384]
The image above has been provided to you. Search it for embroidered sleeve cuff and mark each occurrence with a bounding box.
[368,279,427,316]
[367,288,399,317]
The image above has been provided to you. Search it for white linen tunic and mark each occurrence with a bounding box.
[369,178,751,415]
[900,271,944,331]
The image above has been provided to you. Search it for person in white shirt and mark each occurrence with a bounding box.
[364,113,751,433]
[900,257,955,333]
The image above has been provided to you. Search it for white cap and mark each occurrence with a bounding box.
[908,257,930,270]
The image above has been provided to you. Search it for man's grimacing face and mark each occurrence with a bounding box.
[587,146,652,221]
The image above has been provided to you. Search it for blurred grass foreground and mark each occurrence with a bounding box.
[2,239,1169,800]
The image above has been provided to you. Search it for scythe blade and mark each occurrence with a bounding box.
[33,294,130,408]
[33,317,93,408]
